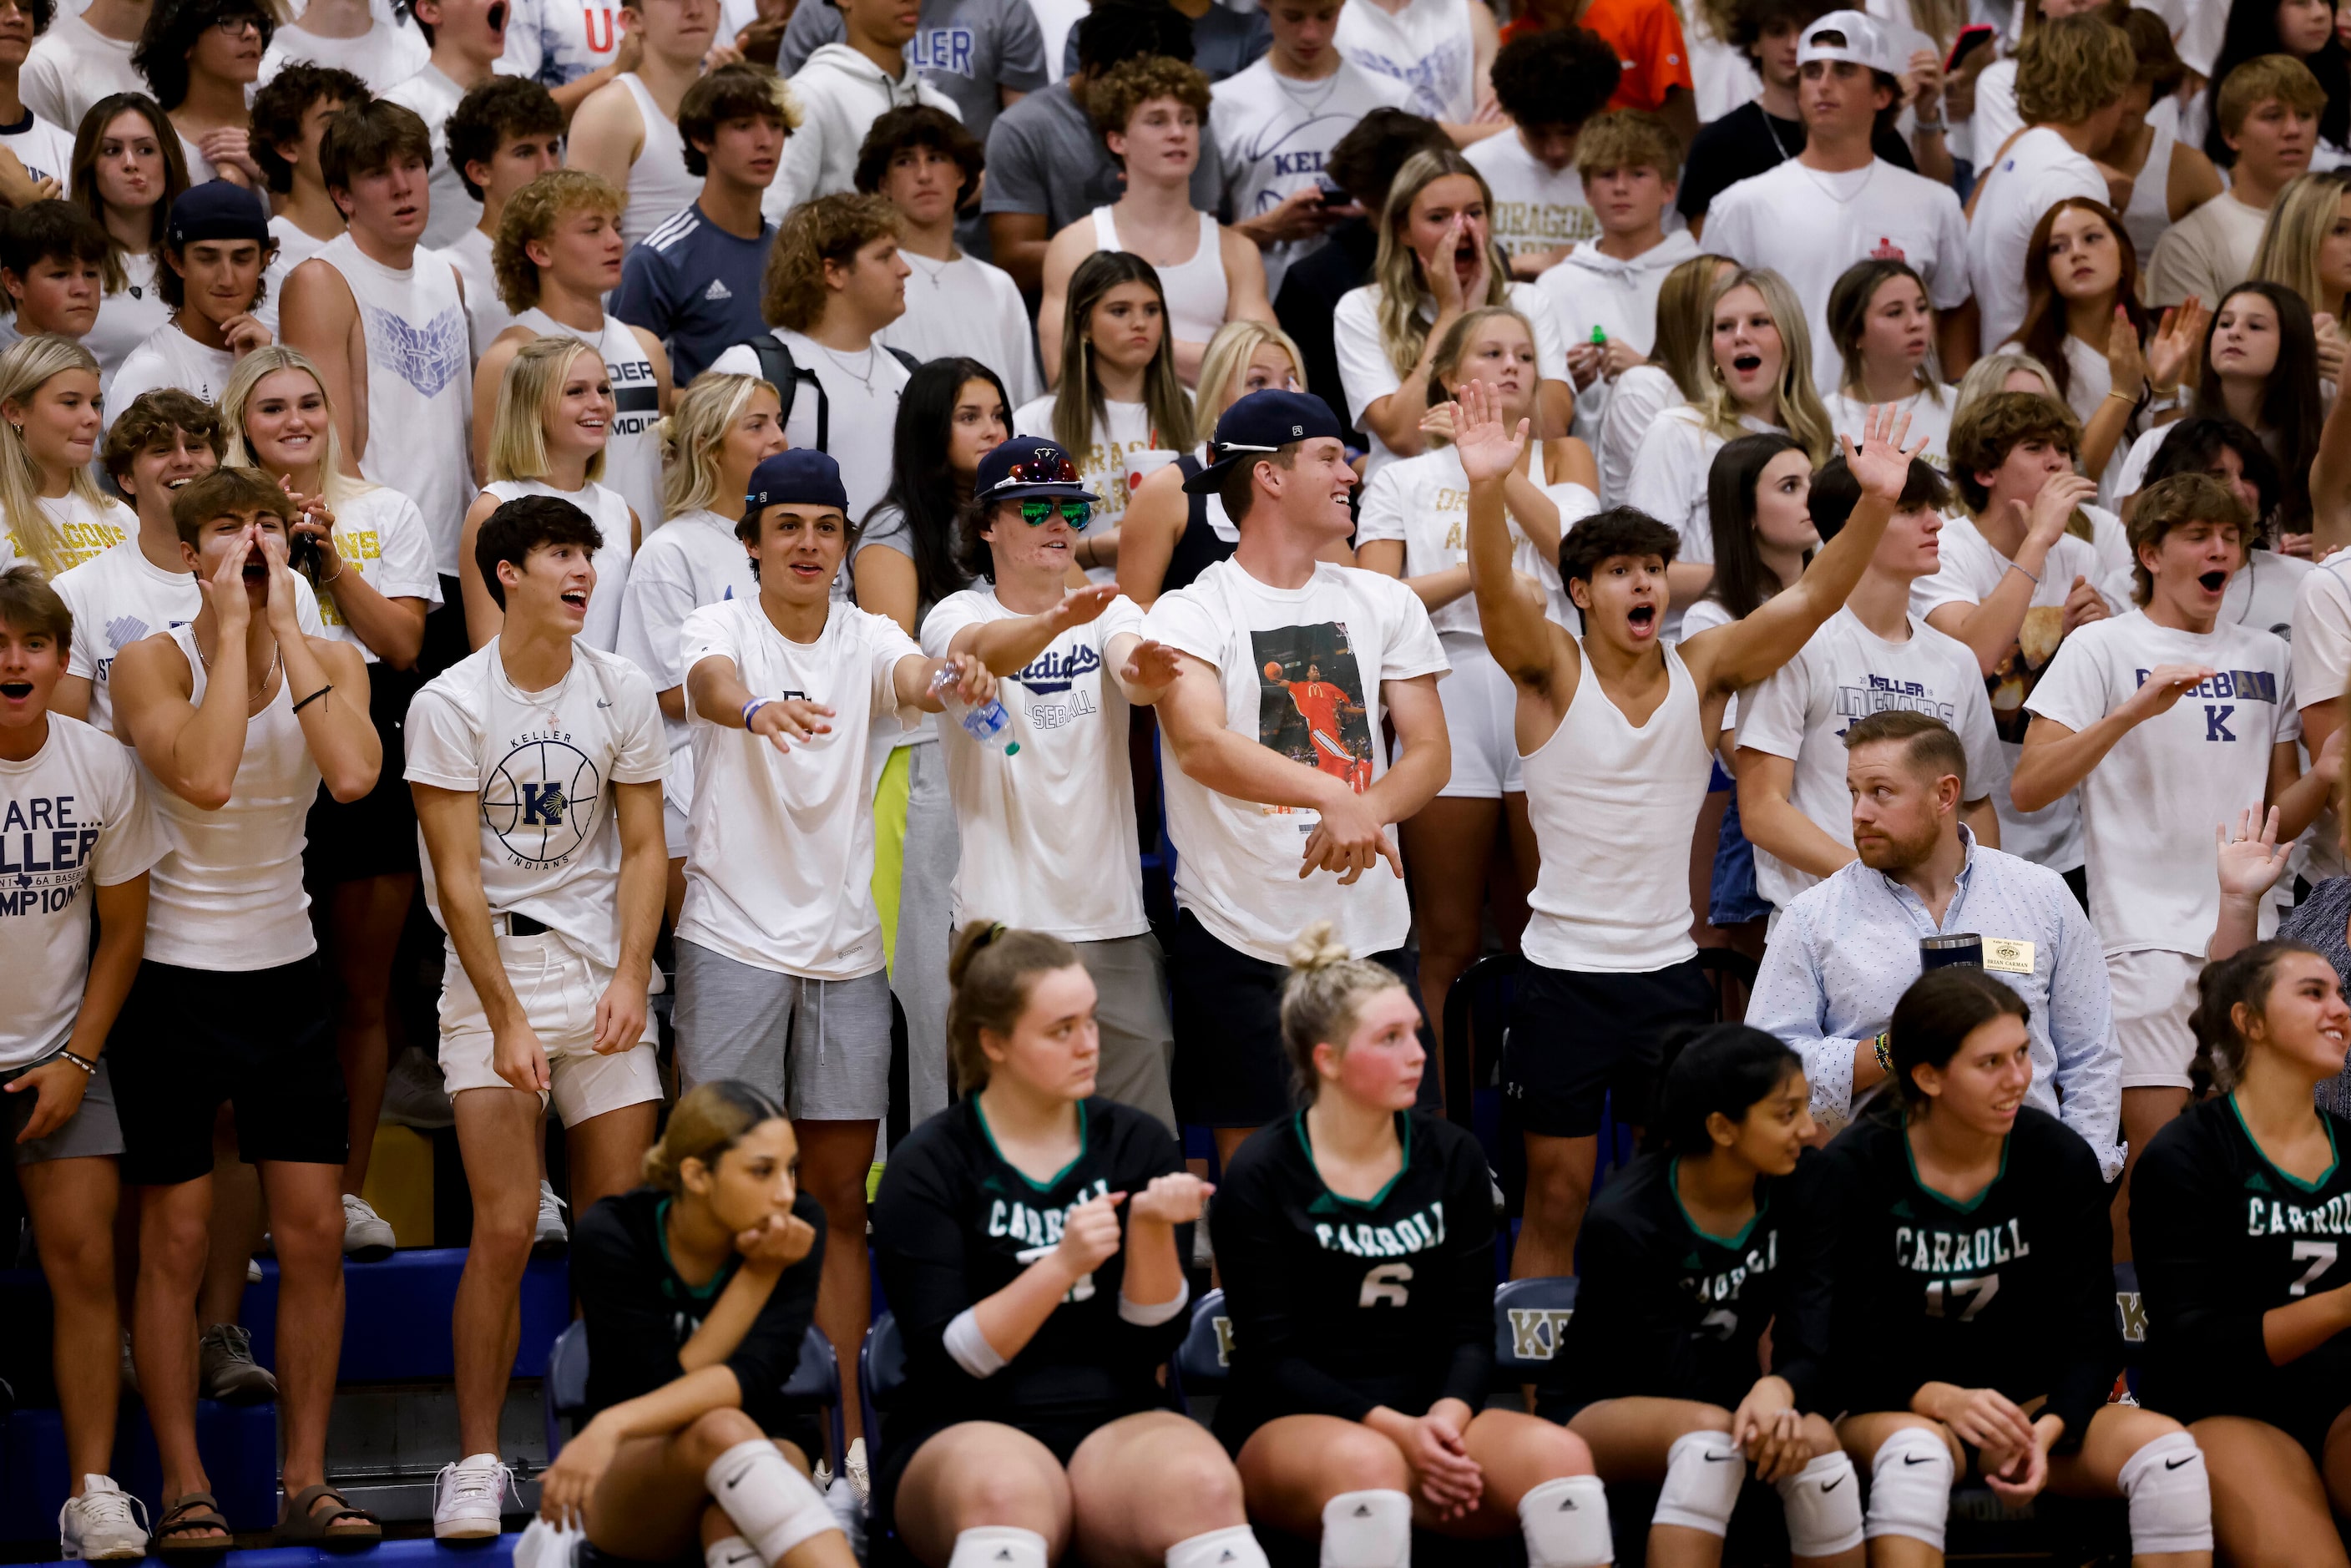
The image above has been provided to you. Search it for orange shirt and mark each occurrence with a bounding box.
[1509,0,1692,112]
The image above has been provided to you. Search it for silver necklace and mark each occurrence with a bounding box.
[905,253,952,292]
[815,341,879,391]
[197,633,283,709]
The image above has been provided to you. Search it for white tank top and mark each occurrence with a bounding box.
[140,624,324,971]
[513,306,664,534]
[617,73,700,250]
[2121,109,2177,269]
[1090,206,1228,352]
[319,230,474,579]
[484,478,635,652]
[1519,643,1710,974]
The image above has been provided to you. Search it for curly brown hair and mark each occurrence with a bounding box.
[1085,54,1211,154]
[493,169,622,313]
[2015,14,2134,125]
[759,191,901,333]
[1947,390,2082,513]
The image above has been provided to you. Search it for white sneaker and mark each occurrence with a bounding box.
[823,1473,866,1557]
[432,1453,512,1540]
[59,1475,149,1560]
[842,1438,869,1505]
[533,1181,569,1257]
[341,1193,396,1261]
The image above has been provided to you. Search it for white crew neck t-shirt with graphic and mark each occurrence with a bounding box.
[0,715,164,1070]
[675,597,923,980]
[1142,557,1447,963]
[2025,609,2296,954]
[494,0,623,86]
[1353,443,1590,635]
[1333,0,1476,123]
[709,328,911,529]
[311,486,443,660]
[404,638,668,968]
[106,325,234,432]
[1465,130,1597,264]
[921,585,1150,939]
[0,109,75,191]
[0,491,134,578]
[1211,55,1411,296]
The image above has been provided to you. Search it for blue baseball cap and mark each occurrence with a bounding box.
[975,435,1100,503]
[1182,390,1346,493]
[746,450,849,515]
[167,181,270,248]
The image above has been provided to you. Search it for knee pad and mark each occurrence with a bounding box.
[1772,1453,1863,1560]
[1651,1429,1743,1539]
[705,1537,761,1568]
[702,1439,838,1565]
[1864,1429,1953,1553]
[2116,1430,2213,1555]
[947,1526,1049,1568]
[1516,1475,1613,1568]
[1319,1490,1410,1568]
[1166,1525,1268,1568]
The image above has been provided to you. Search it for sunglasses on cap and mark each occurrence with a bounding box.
[1019,498,1092,530]
[1001,453,1081,488]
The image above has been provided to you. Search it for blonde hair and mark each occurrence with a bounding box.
[1699,268,1834,460]
[641,1080,787,1192]
[488,336,609,486]
[660,372,779,518]
[946,920,1083,1096]
[1652,252,1737,402]
[1279,923,1409,1101]
[1194,319,1306,440]
[1953,350,2060,422]
[493,169,623,314]
[1426,306,1539,448]
[220,345,376,512]
[2014,14,2135,125]
[2254,169,2351,320]
[0,335,108,576]
[1373,149,1514,378]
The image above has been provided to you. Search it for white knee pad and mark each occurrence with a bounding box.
[1516,1475,1614,1568]
[2116,1431,2213,1555]
[947,1526,1050,1568]
[1319,1490,1410,1568]
[1166,1526,1268,1568]
[1864,1429,1953,1553]
[1651,1429,1743,1539]
[702,1439,839,1565]
[704,1537,761,1568]
[1772,1453,1863,1560]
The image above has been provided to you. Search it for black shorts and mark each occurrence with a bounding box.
[1166,909,1424,1127]
[304,663,420,883]
[1500,957,1714,1138]
[419,579,471,680]
[107,957,349,1186]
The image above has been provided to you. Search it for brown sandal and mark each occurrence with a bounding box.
[275,1485,382,1550]
[153,1491,231,1557]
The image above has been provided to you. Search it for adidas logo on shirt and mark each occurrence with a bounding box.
[705,279,733,301]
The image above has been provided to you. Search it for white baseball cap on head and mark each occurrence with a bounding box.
[1797,9,1897,74]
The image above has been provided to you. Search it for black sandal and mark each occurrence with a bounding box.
[275,1485,382,1550]
[153,1491,231,1557]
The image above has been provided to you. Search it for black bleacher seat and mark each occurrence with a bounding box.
[1490,1276,1577,1389]
[542,1321,845,1474]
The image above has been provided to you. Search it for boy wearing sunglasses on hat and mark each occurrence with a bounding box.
[917,433,1186,1129]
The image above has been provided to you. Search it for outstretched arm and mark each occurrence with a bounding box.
[2009,665,2215,811]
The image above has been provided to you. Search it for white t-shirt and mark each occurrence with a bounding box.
[920,584,1150,938]
[1966,126,2106,353]
[494,0,623,85]
[1701,157,1972,392]
[1735,605,2005,910]
[85,252,169,392]
[2294,552,2351,883]
[381,63,479,250]
[1352,443,1585,636]
[1009,392,1160,552]
[1333,0,1477,123]
[675,596,923,979]
[1909,511,2106,870]
[54,537,324,736]
[1332,279,1568,475]
[481,478,635,651]
[311,484,443,659]
[1823,386,1954,473]
[20,10,145,139]
[106,323,234,431]
[709,328,912,529]
[0,714,164,1070]
[404,638,669,968]
[1140,557,1447,963]
[1210,56,1411,296]
[880,250,1042,407]
[259,18,430,93]
[0,490,133,577]
[1595,361,1679,506]
[1464,131,1595,264]
[0,109,74,191]
[2025,609,2296,953]
[614,506,759,816]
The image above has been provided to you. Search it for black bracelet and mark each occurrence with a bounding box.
[291,684,332,713]
[54,1050,96,1076]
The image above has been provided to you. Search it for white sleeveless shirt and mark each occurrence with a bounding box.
[484,478,635,652]
[1519,643,1711,974]
[617,73,700,250]
[1090,206,1228,353]
[318,231,475,579]
[139,624,324,971]
[513,306,664,534]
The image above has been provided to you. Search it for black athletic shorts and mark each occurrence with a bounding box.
[107,956,349,1186]
[1500,957,1714,1138]
[1166,909,1426,1127]
[304,661,421,883]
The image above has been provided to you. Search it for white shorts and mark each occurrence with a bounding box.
[1420,636,1522,798]
[439,930,662,1124]
[2108,947,2201,1090]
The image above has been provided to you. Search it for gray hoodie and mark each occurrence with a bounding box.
[776,42,964,220]
[1536,226,1701,443]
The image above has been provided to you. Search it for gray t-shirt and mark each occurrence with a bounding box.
[1059,4,1270,79]
[777,0,1048,147]
[982,80,1225,228]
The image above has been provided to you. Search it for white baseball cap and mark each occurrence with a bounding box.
[1797,9,1897,74]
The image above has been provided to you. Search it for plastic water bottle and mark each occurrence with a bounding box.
[931,666,1019,756]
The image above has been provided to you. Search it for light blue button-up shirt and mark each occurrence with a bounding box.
[1748,827,2124,1179]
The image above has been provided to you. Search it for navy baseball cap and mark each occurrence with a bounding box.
[746,450,848,515]
[167,182,270,248]
[975,435,1100,503]
[1182,390,1345,493]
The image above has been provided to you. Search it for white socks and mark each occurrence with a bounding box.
[947,1525,1049,1568]
[1165,1525,1268,1568]
[702,1439,839,1564]
[1317,1490,1411,1568]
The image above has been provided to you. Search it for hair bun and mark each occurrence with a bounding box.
[1286,921,1352,974]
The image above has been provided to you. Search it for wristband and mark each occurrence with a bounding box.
[53,1050,96,1076]
[1912,116,1945,133]
[2008,560,2040,586]
[741,697,772,728]
[291,684,332,713]
[1873,1031,1893,1076]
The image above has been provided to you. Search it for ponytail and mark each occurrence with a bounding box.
[947,920,1080,1095]
[1277,922,1408,1102]
[642,1080,785,1192]
[2189,939,2320,1095]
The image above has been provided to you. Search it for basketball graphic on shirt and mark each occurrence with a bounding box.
[1252,625,1373,795]
[482,738,604,867]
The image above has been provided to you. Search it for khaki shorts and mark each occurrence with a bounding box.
[2108,947,2201,1091]
[439,931,660,1125]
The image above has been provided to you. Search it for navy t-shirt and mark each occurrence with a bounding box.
[613,202,773,387]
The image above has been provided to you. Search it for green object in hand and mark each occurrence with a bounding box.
[1590,326,1608,346]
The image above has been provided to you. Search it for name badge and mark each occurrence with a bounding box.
[1983,938,2035,975]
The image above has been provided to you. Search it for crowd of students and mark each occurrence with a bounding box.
[9,0,2351,1558]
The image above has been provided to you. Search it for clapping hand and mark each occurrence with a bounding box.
[2145,297,2209,397]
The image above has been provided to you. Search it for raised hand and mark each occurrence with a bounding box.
[2105,304,2147,398]
[2216,806,2291,903]
[1049,583,1120,633]
[1452,377,1529,486]
[1838,402,1924,500]
[1120,638,1181,692]
[1426,215,1470,312]
[2122,662,2218,723]
[204,523,256,633]
[2145,297,2209,396]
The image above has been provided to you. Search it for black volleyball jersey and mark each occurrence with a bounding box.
[1211,1109,1496,1443]
[1811,1108,2118,1444]
[2130,1094,2351,1424]
[871,1096,1189,1434]
[1560,1149,1832,1413]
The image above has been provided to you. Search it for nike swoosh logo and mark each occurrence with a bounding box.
[1702,1453,1740,1463]
[1904,1454,1934,1465]
[2166,1456,2194,1469]
[1822,1477,1843,1493]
